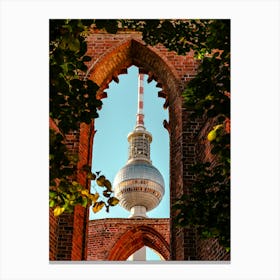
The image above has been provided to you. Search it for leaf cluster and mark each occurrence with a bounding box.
[50,169,119,217]
[173,123,230,250]
[50,19,103,133]
[120,19,229,58]
[183,53,230,120]
[49,19,120,216]
[122,19,231,250]
[154,20,231,250]
[49,129,76,183]
[173,161,230,250]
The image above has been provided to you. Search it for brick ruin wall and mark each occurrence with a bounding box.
[87,218,170,260]
[49,28,230,261]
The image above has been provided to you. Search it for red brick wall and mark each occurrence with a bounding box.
[87,218,170,260]
[197,238,230,260]
[50,27,229,261]
[49,208,58,260]
[49,120,93,260]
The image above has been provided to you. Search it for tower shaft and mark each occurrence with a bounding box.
[136,73,145,129]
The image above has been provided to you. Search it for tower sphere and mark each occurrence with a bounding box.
[113,159,165,214]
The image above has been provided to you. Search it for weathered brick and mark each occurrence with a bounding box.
[87,218,170,260]
[50,27,229,261]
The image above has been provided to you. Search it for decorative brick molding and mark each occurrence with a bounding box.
[87,218,170,260]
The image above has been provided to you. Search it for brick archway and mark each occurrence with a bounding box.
[87,38,182,104]
[80,32,191,260]
[84,35,185,142]
[108,225,170,261]
[50,28,229,261]
[81,34,185,260]
[87,218,170,261]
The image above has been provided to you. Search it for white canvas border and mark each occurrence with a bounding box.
[0,0,279,279]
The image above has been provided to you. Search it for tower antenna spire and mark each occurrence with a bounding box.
[136,73,145,129]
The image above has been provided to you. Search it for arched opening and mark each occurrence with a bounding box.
[127,246,164,261]
[107,226,170,261]
[88,39,182,102]
[89,65,169,219]
[82,37,183,260]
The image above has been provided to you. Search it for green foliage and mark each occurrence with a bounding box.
[182,53,230,120]
[120,19,229,57]
[120,19,230,250]
[49,19,119,216]
[173,128,230,249]
[49,171,119,216]
[49,19,102,133]
[173,159,230,248]
[95,20,119,34]
[172,20,230,250]
[49,129,73,184]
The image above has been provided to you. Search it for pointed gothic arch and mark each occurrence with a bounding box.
[87,38,182,103]
[86,218,170,261]
[79,36,186,260]
[107,225,170,261]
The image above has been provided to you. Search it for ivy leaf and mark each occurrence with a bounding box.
[87,192,99,203]
[92,201,105,213]
[103,179,112,191]
[96,175,106,186]
[68,38,80,52]
[49,191,57,198]
[49,199,55,208]
[108,197,119,206]
[53,206,65,217]
[81,196,88,207]
[207,130,217,141]
[81,189,89,196]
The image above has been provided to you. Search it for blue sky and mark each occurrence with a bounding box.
[89,65,170,220]
[89,65,170,260]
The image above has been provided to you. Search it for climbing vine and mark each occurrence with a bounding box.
[119,19,230,250]
[49,19,119,216]
[172,20,230,250]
